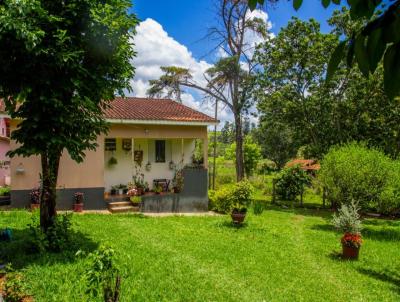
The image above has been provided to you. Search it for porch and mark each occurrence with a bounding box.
[103,136,209,213]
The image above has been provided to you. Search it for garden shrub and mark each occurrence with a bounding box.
[275,166,311,201]
[319,142,400,214]
[28,213,73,253]
[210,181,254,213]
[253,200,264,215]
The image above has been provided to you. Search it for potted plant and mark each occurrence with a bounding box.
[332,201,363,260]
[73,192,84,212]
[110,186,117,196]
[132,174,146,195]
[30,188,40,210]
[154,184,163,195]
[117,184,126,195]
[145,161,152,171]
[172,169,184,193]
[108,156,118,167]
[229,181,253,225]
[169,160,176,170]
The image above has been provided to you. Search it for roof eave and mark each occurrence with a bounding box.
[106,118,218,126]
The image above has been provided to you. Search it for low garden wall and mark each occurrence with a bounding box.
[141,168,208,213]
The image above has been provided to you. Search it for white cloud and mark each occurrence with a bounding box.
[129,18,235,126]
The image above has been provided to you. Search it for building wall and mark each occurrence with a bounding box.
[104,138,195,191]
[9,121,208,209]
[0,118,10,186]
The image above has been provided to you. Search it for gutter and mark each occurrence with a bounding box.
[105,118,218,126]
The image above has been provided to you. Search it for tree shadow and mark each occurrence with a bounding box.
[357,267,400,294]
[265,204,334,220]
[311,223,400,242]
[216,220,249,230]
[0,227,98,269]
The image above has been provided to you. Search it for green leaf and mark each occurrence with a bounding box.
[366,28,385,74]
[322,0,331,8]
[326,40,346,82]
[354,34,370,77]
[332,0,341,4]
[248,0,258,10]
[383,42,400,99]
[293,0,303,10]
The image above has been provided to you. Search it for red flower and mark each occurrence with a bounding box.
[341,232,362,248]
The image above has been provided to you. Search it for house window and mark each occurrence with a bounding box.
[105,138,117,151]
[155,140,166,163]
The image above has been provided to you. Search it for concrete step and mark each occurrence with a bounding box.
[108,205,139,214]
[105,196,130,203]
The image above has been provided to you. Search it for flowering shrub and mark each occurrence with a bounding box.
[127,188,138,196]
[74,192,84,204]
[341,232,362,248]
[30,188,40,204]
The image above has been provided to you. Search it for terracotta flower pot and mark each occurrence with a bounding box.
[30,203,40,211]
[342,244,360,260]
[231,212,246,224]
[73,203,84,213]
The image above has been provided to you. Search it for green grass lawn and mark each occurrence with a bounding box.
[1,208,400,302]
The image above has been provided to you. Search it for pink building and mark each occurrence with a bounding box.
[0,117,10,186]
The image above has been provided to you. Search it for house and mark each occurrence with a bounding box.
[6,97,217,212]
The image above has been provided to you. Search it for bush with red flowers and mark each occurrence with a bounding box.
[341,232,362,249]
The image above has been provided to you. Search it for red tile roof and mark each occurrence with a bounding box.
[286,159,320,171]
[104,97,217,124]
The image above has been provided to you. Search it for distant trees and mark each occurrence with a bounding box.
[254,14,400,159]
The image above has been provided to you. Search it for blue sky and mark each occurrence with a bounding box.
[129,1,343,124]
[133,0,340,61]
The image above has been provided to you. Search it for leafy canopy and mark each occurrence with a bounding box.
[0,0,137,162]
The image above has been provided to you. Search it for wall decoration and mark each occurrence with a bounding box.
[122,139,132,151]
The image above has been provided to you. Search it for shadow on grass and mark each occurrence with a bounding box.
[0,227,98,269]
[265,204,334,220]
[311,223,400,242]
[358,267,400,293]
[217,220,249,230]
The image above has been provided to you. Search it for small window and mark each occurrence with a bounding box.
[105,138,116,151]
[155,140,166,163]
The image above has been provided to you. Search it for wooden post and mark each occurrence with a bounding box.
[131,138,135,179]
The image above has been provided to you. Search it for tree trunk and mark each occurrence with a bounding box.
[40,151,61,231]
[234,112,245,181]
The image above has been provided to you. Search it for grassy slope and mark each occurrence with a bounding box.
[1,209,399,302]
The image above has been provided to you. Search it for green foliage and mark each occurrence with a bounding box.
[225,136,262,177]
[28,213,73,253]
[251,0,400,98]
[80,246,120,301]
[209,181,254,213]
[254,15,400,159]
[253,200,264,215]
[0,0,138,229]
[254,122,297,169]
[332,201,362,234]
[320,143,400,214]
[275,166,311,201]
[0,186,10,196]
[3,272,27,302]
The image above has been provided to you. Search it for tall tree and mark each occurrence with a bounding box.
[0,0,137,230]
[254,15,400,158]
[249,0,400,99]
[148,0,271,181]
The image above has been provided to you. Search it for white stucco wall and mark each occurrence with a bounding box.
[104,138,195,191]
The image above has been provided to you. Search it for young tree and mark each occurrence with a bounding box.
[0,0,137,230]
[148,0,271,181]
